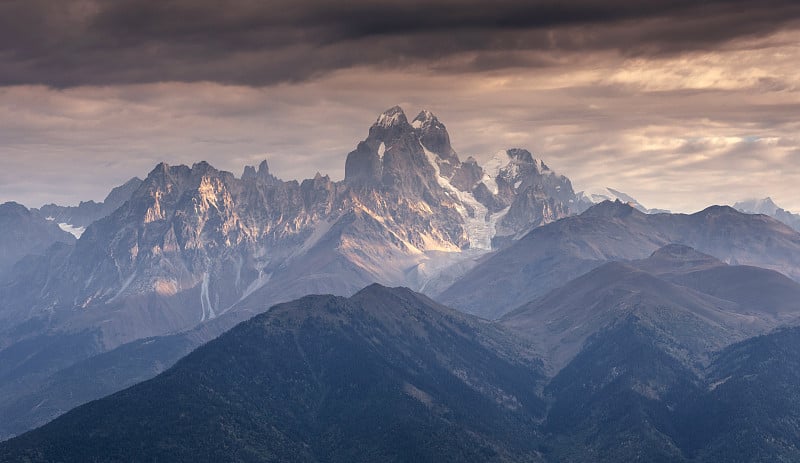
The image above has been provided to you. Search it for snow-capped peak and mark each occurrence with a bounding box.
[578,187,668,214]
[411,109,438,129]
[733,197,780,215]
[375,105,408,128]
[478,149,544,194]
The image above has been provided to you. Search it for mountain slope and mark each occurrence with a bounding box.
[439,200,800,319]
[36,177,143,236]
[501,243,800,371]
[679,327,800,462]
[501,262,758,372]
[539,324,800,462]
[541,319,699,462]
[0,285,546,462]
[0,202,75,278]
[0,333,196,439]
[4,285,799,462]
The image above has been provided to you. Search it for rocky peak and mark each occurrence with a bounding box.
[506,148,535,164]
[412,109,460,174]
[0,201,76,278]
[347,106,442,193]
[482,149,543,198]
[695,205,743,218]
[450,158,484,192]
[411,109,436,128]
[581,199,642,219]
[347,107,416,186]
[103,177,143,206]
[635,244,725,275]
[190,161,216,176]
[734,197,780,215]
[649,243,713,260]
[145,162,191,188]
[242,159,277,185]
[367,106,412,144]
[0,201,30,218]
[241,165,257,181]
[734,197,800,232]
[132,161,234,226]
[647,244,723,268]
[375,105,408,128]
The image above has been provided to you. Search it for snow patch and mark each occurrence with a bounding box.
[377,111,403,127]
[200,272,216,321]
[709,376,732,391]
[403,382,434,408]
[57,222,85,238]
[423,146,505,250]
[479,150,510,194]
[377,142,386,161]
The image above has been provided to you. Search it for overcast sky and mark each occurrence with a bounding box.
[1,0,799,213]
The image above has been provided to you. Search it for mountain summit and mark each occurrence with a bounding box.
[734,197,800,231]
[345,106,579,248]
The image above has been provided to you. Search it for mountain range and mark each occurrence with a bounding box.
[1,281,798,462]
[1,106,799,461]
[577,186,670,214]
[440,200,800,319]
[502,243,800,371]
[1,107,581,348]
[0,106,584,438]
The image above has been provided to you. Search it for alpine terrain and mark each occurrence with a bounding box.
[0,107,582,438]
[1,107,800,462]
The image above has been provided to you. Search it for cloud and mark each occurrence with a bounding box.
[1,2,799,215]
[1,0,800,87]
[2,34,800,214]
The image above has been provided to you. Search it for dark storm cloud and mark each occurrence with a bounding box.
[2,0,800,87]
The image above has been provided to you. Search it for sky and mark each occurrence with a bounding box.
[1,0,799,213]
